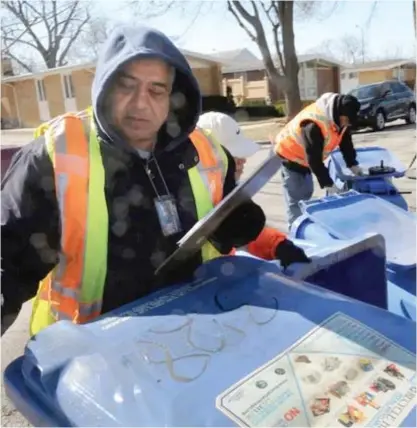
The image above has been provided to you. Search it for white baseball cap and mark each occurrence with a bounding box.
[197,111,260,158]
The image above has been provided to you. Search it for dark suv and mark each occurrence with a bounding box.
[349,80,416,131]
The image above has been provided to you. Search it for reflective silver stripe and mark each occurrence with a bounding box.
[196,163,215,196]
[79,299,102,316]
[54,173,68,282]
[202,131,227,180]
[52,281,79,299]
[51,299,102,321]
[54,119,68,154]
[51,308,73,321]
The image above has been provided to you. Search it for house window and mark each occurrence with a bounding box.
[341,73,346,79]
[246,70,265,81]
[36,80,46,101]
[63,74,75,99]
[348,72,358,79]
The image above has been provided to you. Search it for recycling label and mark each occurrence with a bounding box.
[216,313,416,427]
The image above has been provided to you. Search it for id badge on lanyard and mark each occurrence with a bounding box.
[154,194,182,237]
[145,155,183,237]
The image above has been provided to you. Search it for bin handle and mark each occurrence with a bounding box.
[299,190,359,213]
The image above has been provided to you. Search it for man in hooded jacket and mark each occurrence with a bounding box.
[1,25,267,335]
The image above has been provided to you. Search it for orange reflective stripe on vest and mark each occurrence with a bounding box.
[47,113,103,323]
[275,94,346,167]
[190,127,226,206]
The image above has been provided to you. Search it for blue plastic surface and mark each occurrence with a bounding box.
[326,147,409,210]
[4,256,417,427]
[327,146,406,181]
[239,234,388,310]
[299,192,416,271]
[387,268,417,322]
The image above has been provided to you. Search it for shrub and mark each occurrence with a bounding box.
[239,99,268,107]
[235,105,282,120]
[202,95,236,114]
[274,99,315,117]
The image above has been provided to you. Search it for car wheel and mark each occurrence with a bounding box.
[406,105,416,124]
[373,110,385,131]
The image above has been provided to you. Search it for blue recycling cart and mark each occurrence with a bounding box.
[4,246,417,427]
[291,190,417,322]
[326,146,409,210]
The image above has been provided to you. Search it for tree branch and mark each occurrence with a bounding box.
[58,12,90,65]
[227,1,257,42]
[2,49,34,73]
[261,1,285,74]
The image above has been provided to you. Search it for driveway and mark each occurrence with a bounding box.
[1,120,415,427]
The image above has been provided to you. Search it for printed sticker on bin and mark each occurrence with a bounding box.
[216,313,416,427]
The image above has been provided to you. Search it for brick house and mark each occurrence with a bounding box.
[1,51,223,129]
[340,59,416,94]
[218,53,344,104]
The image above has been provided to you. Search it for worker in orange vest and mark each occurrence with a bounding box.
[198,111,311,267]
[1,26,268,336]
[273,93,363,227]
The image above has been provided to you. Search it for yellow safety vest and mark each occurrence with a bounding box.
[30,108,228,336]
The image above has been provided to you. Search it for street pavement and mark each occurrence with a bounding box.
[1,120,415,426]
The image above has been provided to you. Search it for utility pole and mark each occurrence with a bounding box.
[355,25,365,64]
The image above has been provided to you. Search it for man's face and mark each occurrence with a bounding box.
[109,58,172,149]
[234,157,247,181]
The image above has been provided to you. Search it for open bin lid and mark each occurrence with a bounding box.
[300,191,416,270]
[327,146,406,181]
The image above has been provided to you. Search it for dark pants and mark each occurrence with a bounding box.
[281,165,314,229]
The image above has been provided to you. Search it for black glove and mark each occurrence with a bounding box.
[274,239,311,269]
[209,201,266,254]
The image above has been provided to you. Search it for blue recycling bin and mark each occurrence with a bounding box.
[4,255,417,427]
[291,191,417,321]
[326,146,408,210]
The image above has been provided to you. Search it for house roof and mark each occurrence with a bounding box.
[209,49,246,61]
[342,58,416,72]
[222,53,345,73]
[1,49,220,83]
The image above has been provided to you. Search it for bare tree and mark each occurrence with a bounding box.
[1,0,91,72]
[67,17,114,62]
[226,1,303,118]
[226,1,341,118]
[316,34,366,65]
[69,0,180,63]
[338,35,364,64]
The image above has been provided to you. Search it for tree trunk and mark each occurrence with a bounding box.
[280,1,301,119]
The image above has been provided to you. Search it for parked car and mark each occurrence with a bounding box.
[348,80,416,131]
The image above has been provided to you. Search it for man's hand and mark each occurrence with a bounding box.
[350,165,365,176]
[275,239,311,269]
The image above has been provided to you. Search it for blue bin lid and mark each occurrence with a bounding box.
[327,146,406,181]
[4,256,417,427]
[301,192,416,270]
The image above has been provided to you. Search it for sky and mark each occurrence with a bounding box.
[100,0,415,61]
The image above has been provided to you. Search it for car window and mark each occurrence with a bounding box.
[390,81,407,93]
[380,83,392,96]
[349,84,380,99]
